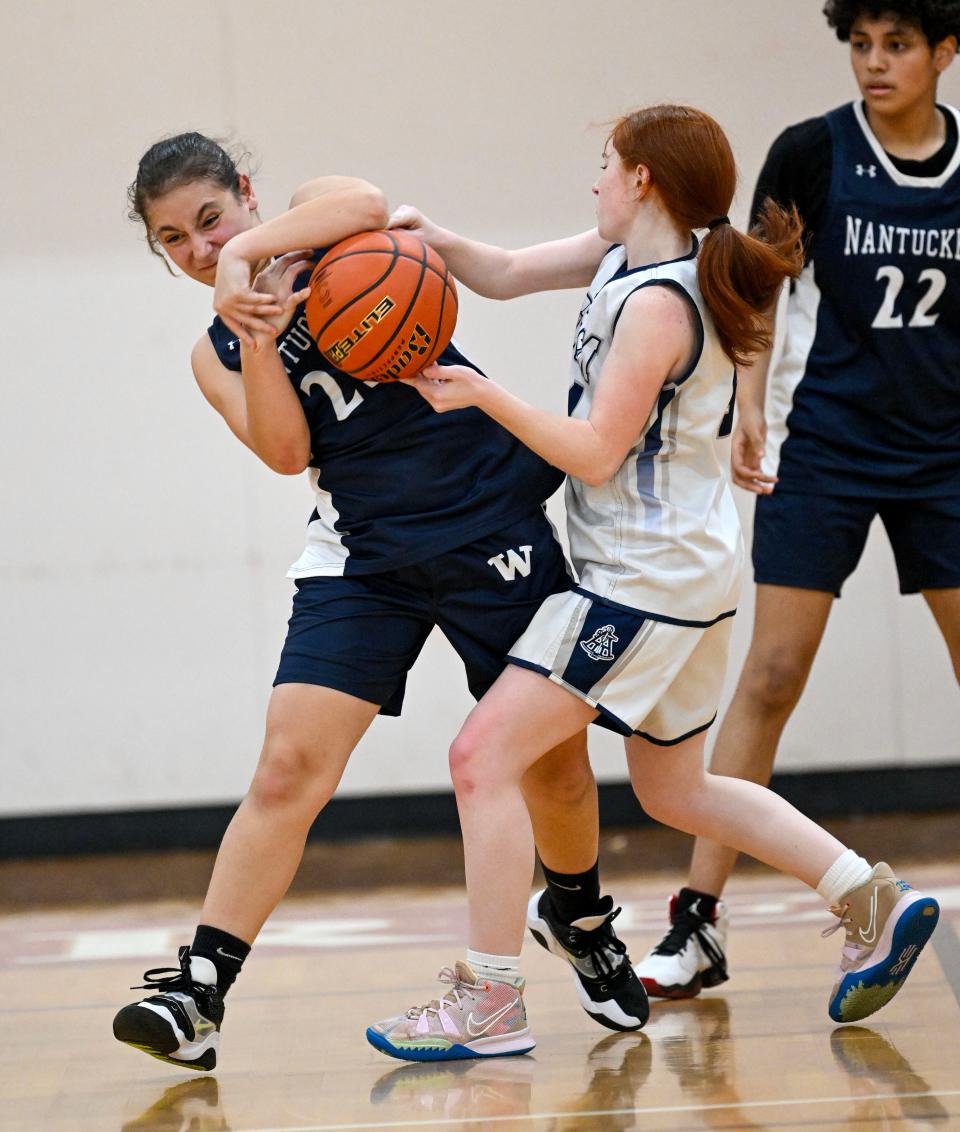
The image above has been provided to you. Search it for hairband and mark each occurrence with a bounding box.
[707,215,730,231]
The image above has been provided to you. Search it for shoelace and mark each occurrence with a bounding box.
[406,967,484,1019]
[653,907,728,978]
[562,907,628,977]
[131,945,208,993]
[821,901,864,971]
[820,902,851,940]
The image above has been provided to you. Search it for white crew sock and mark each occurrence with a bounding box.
[816,849,873,906]
[465,948,523,987]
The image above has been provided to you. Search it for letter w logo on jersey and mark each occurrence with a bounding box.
[487,545,533,581]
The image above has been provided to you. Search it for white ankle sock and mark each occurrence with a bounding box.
[465,949,522,987]
[816,850,873,906]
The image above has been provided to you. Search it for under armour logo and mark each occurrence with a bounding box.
[855,164,877,177]
[579,624,619,661]
[487,545,533,581]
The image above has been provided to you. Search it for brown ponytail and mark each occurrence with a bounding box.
[610,106,804,367]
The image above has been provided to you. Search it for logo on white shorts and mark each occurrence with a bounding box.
[487,545,533,581]
[579,624,619,661]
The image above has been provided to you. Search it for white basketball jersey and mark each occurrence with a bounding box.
[566,243,743,623]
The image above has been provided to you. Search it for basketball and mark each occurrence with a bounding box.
[304,230,458,383]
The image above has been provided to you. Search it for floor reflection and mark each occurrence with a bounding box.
[121,1076,228,1132]
[548,1030,653,1131]
[646,996,767,1129]
[370,1054,535,1122]
[830,1025,949,1124]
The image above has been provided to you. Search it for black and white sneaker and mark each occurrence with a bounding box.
[113,946,223,1071]
[527,890,649,1031]
[633,895,728,999]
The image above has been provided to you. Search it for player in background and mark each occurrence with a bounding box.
[635,0,960,1000]
[111,134,648,1071]
[367,102,940,1063]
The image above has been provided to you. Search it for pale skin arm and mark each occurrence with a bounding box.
[403,286,693,485]
[389,205,609,298]
[190,250,315,474]
[196,178,389,472]
[215,177,389,344]
[730,299,779,494]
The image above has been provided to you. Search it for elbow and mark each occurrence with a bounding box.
[272,458,310,476]
[273,451,311,475]
[490,259,526,301]
[579,461,618,488]
[259,445,311,476]
[363,186,390,230]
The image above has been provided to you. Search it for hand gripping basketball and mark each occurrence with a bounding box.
[305,230,458,382]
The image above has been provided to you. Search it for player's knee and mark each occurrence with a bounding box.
[740,648,809,713]
[632,772,698,830]
[524,751,594,808]
[448,729,483,795]
[448,724,508,796]
[247,738,325,812]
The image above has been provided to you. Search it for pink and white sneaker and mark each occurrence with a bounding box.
[367,962,536,1062]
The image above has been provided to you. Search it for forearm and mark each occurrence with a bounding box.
[736,343,773,415]
[476,382,611,485]
[226,186,387,264]
[426,228,522,299]
[240,344,311,474]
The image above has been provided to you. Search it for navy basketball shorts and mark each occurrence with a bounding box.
[508,588,735,744]
[753,490,960,596]
[274,510,571,713]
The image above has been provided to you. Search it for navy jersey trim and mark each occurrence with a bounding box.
[608,236,699,281]
[506,656,717,741]
[635,714,717,746]
[505,656,635,735]
[852,100,960,189]
[609,279,707,387]
[572,586,737,628]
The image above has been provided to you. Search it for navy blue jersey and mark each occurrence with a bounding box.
[207,262,563,575]
[766,103,960,498]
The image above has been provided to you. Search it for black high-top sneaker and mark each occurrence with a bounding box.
[527,890,649,1031]
[113,946,223,1071]
[634,894,729,999]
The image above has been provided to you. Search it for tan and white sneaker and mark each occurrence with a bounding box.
[824,863,939,1023]
[367,962,536,1062]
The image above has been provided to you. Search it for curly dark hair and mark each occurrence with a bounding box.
[823,0,960,43]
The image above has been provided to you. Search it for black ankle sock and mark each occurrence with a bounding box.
[676,887,718,920]
[190,924,251,997]
[542,860,602,923]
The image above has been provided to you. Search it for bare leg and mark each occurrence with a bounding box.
[922,587,960,682]
[688,585,834,896]
[449,668,597,954]
[522,730,598,874]
[626,731,846,889]
[200,684,380,941]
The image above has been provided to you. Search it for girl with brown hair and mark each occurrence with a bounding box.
[366,103,940,1062]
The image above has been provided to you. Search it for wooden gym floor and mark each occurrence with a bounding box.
[2,814,958,1131]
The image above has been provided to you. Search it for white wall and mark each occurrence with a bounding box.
[2,1,958,817]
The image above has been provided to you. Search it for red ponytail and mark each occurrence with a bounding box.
[610,106,804,366]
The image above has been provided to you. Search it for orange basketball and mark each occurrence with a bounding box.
[304,230,458,382]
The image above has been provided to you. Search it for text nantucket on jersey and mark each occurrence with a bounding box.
[844,214,960,259]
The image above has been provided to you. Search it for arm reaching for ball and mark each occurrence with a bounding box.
[389,206,608,299]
